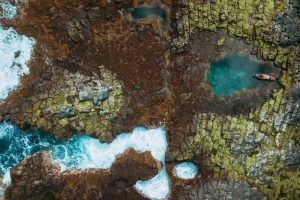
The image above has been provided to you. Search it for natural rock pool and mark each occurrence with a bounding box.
[0,122,170,199]
[208,54,275,96]
[130,7,167,21]
[173,162,198,180]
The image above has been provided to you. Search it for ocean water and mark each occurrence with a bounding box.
[0,2,172,199]
[0,1,16,19]
[0,122,170,199]
[0,1,35,100]
[173,162,198,180]
[208,54,273,96]
[0,123,58,175]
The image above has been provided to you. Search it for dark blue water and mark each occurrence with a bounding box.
[0,2,172,198]
[0,123,57,174]
[208,54,273,96]
[0,122,88,175]
[131,7,167,20]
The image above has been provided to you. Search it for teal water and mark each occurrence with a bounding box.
[208,54,273,96]
[0,1,16,19]
[0,122,84,175]
[131,7,167,20]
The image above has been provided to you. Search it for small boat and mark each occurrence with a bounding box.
[253,73,277,81]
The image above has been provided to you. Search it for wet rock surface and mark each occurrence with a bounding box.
[290,57,300,126]
[5,149,161,200]
[1,66,124,142]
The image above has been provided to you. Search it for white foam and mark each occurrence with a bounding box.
[173,162,198,180]
[51,127,170,199]
[0,1,35,101]
[2,170,11,186]
[0,186,4,197]
[135,167,170,200]
[0,26,35,100]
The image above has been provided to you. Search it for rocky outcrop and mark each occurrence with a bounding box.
[5,149,162,200]
[0,66,124,142]
[270,0,300,46]
[284,141,300,170]
[290,57,300,126]
[166,162,268,200]
[0,0,172,143]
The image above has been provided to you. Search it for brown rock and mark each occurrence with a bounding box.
[112,149,162,184]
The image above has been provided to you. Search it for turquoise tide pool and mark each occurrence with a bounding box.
[208,54,274,96]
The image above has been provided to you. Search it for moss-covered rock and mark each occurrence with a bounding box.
[175,103,300,200]
[20,66,124,142]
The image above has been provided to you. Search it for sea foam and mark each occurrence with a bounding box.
[0,1,35,100]
[0,123,170,199]
[173,162,198,180]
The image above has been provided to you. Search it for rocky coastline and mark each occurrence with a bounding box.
[0,0,299,199]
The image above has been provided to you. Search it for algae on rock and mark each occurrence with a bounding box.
[22,66,124,142]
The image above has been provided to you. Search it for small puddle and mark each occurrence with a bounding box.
[173,162,198,180]
[130,7,167,21]
[208,54,276,96]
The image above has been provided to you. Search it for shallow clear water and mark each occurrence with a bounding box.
[0,122,170,199]
[173,162,198,180]
[131,7,167,20]
[208,54,273,96]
